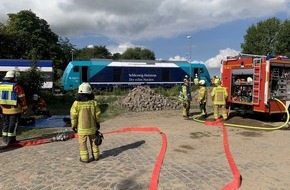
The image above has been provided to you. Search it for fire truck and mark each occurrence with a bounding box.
[221,54,290,118]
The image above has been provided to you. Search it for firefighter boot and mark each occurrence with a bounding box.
[79,158,89,163]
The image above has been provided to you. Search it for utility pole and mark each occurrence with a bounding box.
[187,35,192,85]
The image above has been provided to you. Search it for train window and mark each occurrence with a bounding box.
[82,66,89,82]
[73,66,79,72]
[162,68,170,82]
[199,68,204,73]
[113,69,121,82]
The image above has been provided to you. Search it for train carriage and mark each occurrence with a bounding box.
[61,59,211,91]
[0,59,53,89]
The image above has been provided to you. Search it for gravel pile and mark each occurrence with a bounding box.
[118,86,182,112]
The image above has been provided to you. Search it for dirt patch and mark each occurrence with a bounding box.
[236,131,263,137]
[189,131,211,138]
[179,145,195,150]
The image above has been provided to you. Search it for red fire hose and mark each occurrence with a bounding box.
[8,123,240,190]
[205,119,242,190]
[8,127,167,190]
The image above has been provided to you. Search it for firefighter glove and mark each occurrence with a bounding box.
[72,127,78,133]
[95,131,104,146]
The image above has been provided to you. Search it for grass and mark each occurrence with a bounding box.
[1,85,194,141]
[0,93,129,141]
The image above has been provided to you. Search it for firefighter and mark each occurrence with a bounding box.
[31,94,50,116]
[198,80,207,118]
[211,78,228,120]
[70,82,101,163]
[194,73,199,85]
[0,70,27,145]
[212,76,220,86]
[181,75,192,119]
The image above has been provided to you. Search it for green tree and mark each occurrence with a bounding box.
[241,17,281,55]
[112,52,121,60]
[121,47,155,60]
[56,37,75,70]
[276,19,290,57]
[18,65,44,100]
[5,10,60,60]
[76,45,112,60]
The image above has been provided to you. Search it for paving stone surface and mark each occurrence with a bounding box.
[1,110,290,190]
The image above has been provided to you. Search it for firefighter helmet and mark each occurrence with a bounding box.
[33,94,39,101]
[78,82,92,94]
[94,131,104,146]
[199,80,205,86]
[214,78,221,85]
[3,70,20,80]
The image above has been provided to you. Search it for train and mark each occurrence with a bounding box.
[61,59,212,91]
[0,59,53,89]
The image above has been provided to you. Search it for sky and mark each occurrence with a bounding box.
[1,0,290,76]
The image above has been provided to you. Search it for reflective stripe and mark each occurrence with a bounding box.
[198,87,207,103]
[70,100,100,136]
[2,131,8,136]
[7,132,16,137]
[182,84,192,101]
[178,91,184,101]
[215,87,226,104]
[80,150,89,161]
[212,86,227,105]
[92,146,99,158]
[1,107,23,114]
[0,83,17,106]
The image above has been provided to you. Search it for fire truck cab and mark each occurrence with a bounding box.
[221,54,290,117]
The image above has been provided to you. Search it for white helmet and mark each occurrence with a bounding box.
[33,94,39,101]
[3,70,20,80]
[199,80,205,86]
[78,82,92,94]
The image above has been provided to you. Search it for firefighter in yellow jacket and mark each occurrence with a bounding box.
[0,70,27,145]
[70,82,101,163]
[211,78,228,120]
[197,80,207,118]
[181,75,192,119]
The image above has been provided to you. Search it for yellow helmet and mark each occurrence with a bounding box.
[214,78,221,85]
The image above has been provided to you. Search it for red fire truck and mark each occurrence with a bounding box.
[221,54,290,118]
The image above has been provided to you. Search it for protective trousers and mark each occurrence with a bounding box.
[78,134,100,162]
[199,103,207,116]
[183,100,191,117]
[213,105,227,120]
[2,113,21,145]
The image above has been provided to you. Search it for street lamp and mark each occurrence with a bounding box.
[71,49,75,61]
[187,35,192,85]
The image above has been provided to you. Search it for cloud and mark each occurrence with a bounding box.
[205,48,240,68]
[168,55,187,61]
[107,42,137,54]
[0,0,289,43]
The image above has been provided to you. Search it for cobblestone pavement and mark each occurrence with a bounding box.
[1,110,290,190]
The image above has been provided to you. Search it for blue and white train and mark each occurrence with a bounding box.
[0,59,53,89]
[61,59,211,91]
